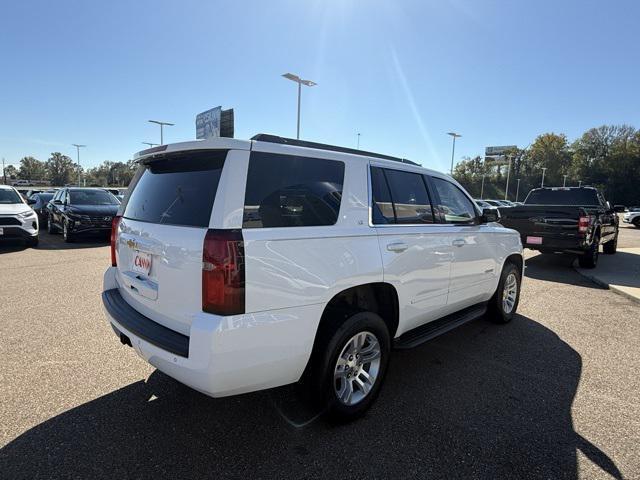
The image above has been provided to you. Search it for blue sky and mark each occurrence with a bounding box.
[1,0,638,172]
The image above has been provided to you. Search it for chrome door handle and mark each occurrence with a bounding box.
[386,242,409,253]
[452,238,466,247]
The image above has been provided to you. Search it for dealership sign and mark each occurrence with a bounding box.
[196,106,235,139]
[485,145,517,157]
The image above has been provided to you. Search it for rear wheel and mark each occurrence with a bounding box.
[578,236,599,268]
[304,311,390,422]
[603,231,618,254]
[488,262,521,324]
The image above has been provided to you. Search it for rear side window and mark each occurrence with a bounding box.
[431,177,477,225]
[370,167,434,224]
[243,152,345,228]
[123,150,226,227]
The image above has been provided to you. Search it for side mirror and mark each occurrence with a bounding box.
[53,199,62,205]
[480,207,500,223]
[613,205,625,213]
[27,198,36,205]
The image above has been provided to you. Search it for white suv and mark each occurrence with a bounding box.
[102,134,523,420]
[0,185,39,247]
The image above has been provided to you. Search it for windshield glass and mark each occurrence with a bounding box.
[525,189,600,205]
[69,189,119,205]
[0,189,23,204]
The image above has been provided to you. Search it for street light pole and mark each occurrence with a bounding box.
[148,120,174,145]
[447,132,461,175]
[504,155,512,201]
[72,144,86,187]
[282,73,317,140]
[357,133,361,149]
[480,174,486,199]
[541,167,547,187]
[142,142,158,148]
[563,174,568,187]
[516,178,521,202]
[578,180,582,187]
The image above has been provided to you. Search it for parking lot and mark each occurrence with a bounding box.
[1,225,639,479]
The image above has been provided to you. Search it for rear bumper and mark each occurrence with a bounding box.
[521,234,588,254]
[102,267,322,398]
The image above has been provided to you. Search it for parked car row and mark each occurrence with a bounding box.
[0,185,124,247]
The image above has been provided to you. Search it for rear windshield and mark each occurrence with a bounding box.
[69,189,119,205]
[123,150,226,228]
[0,189,23,204]
[524,189,600,206]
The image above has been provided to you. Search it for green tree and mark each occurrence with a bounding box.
[4,164,18,180]
[526,133,572,187]
[46,152,76,186]
[18,156,47,181]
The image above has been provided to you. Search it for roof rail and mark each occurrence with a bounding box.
[251,134,421,166]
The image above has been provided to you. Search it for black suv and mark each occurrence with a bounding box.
[47,188,120,242]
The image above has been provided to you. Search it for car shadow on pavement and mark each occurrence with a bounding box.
[524,252,604,288]
[0,316,622,479]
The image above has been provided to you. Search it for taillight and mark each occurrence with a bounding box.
[110,215,122,266]
[578,215,590,233]
[202,229,245,315]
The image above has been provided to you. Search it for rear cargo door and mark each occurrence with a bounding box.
[501,206,581,246]
[114,150,227,336]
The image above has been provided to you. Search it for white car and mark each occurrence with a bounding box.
[102,135,523,420]
[0,185,39,247]
[622,209,640,228]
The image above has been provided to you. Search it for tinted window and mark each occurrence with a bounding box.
[243,152,344,228]
[69,189,119,205]
[524,188,600,205]
[370,167,394,224]
[0,189,22,204]
[431,177,477,224]
[124,150,226,227]
[384,169,434,224]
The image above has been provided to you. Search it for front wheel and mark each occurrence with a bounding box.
[634,218,640,229]
[488,262,522,323]
[305,311,390,422]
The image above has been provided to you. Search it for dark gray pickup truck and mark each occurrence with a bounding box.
[500,187,624,268]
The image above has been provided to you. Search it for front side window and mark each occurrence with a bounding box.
[431,177,477,225]
[243,152,345,228]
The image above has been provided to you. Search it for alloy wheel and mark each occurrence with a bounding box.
[502,273,518,314]
[333,331,382,406]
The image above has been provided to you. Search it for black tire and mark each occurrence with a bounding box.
[634,218,640,229]
[304,311,390,422]
[63,220,74,243]
[47,217,58,234]
[488,261,522,324]
[578,236,599,268]
[603,232,618,254]
[25,236,39,248]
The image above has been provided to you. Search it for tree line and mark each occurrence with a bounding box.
[2,153,138,187]
[453,125,640,205]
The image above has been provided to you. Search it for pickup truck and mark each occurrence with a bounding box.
[500,187,624,268]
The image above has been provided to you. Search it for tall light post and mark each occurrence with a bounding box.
[541,167,547,187]
[142,142,158,148]
[504,155,512,201]
[447,132,461,175]
[282,73,317,139]
[515,178,521,202]
[357,133,361,149]
[563,174,568,187]
[480,174,486,199]
[148,120,174,145]
[72,144,86,187]
[578,180,582,187]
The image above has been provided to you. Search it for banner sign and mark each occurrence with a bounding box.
[196,106,222,139]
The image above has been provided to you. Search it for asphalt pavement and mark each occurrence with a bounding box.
[1,226,639,479]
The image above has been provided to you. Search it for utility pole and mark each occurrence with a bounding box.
[72,144,86,187]
[541,167,547,187]
[148,120,174,145]
[504,155,512,201]
[282,73,317,139]
[515,178,521,202]
[447,132,462,175]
